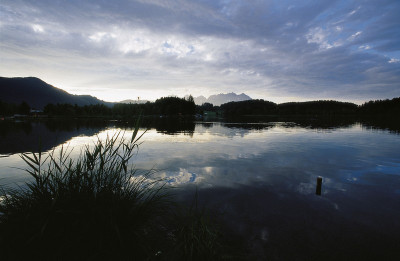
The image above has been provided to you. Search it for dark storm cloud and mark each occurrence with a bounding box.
[0,0,399,102]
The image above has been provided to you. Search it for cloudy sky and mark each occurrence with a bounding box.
[1,0,399,103]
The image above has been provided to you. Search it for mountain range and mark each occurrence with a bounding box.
[193,93,252,106]
[0,77,110,109]
[0,76,252,108]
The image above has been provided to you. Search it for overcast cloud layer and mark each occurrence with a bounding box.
[1,0,399,103]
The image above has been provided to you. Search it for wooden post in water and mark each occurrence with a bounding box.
[316,176,322,196]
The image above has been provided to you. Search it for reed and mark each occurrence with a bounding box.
[0,121,171,260]
[167,189,222,261]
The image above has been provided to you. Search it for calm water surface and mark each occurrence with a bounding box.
[1,119,399,260]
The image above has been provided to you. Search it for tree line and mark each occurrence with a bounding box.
[0,100,31,115]
[1,96,399,117]
[0,96,196,117]
[219,98,400,116]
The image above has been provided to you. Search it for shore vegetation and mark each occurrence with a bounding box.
[0,120,240,260]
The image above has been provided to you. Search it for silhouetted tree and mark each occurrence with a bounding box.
[154,96,196,115]
[221,100,277,115]
[277,100,358,115]
[196,102,215,114]
[0,100,17,115]
[359,97,400,115]
[18,101,30,115]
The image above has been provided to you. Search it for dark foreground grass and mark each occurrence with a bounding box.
[166,191,250,261]
[0,122,247,261]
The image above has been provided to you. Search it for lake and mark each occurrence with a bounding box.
[1,117,400,260]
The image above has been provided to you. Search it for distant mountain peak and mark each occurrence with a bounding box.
[193,92,252,106]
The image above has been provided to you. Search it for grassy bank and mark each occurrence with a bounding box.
[0,121,246,260]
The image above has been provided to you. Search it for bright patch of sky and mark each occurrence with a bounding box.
[0,0,399,103]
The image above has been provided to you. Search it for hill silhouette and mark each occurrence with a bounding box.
[0,77,110,109]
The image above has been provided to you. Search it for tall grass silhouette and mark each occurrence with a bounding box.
[0,120,240,260]
[0,120,172,260]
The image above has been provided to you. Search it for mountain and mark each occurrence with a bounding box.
[0,77,110,109]
[193,95,207,105]
[193,92,252,106]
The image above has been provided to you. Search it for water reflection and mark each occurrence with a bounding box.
[360,116,400,134]
[1,118,400,259]
[0,120,103,155]
[1,117,399,157]
[146,117,195,136]
[174,179,400,260]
